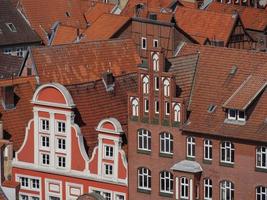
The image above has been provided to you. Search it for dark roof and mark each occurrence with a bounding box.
[0,53,24,79]
[178,43,267,143]
[0,0,40,46]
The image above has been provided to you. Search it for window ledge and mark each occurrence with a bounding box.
[159,152,173,158]
[255,167,267,173]
[137,188,151,194]
[186,156,195,161]
[224,119,246,125]
[159,192,173,198]
[203,159,212,165]
[137,149,151,155]
[219,162,234,168]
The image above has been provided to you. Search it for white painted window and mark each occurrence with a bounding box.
[153,53,159,71]
[204,139,212,160]
[256,146,267,169]
[20,177,29,188]
[40,119,49,132]
[104,145,114,159]
[165,101,170,115]
[153,39,159,48]
[220,180,234,200]
[57,156,66,168]
[155,100,159,114]
[228,109,245,121]
[138,129,151,151]
[41,136,49,148]
[104,164,113,176]
[57,121,66,133]
[57,138,66,150]
[163,79,170,97]
[141,37,147,49]
[115,194,125,200]
[144,98,149,113]
[16,47,24,57]
[180,177,189,199]
[142,76,149,94]
[154,76,159,91]
[131,98,139,117]
[20,195,29,200]
[92,189,111,200]
[160,171,173,194]
[160,132,173,154]
[32,179,40,189]
[174,104,181,122]
[6,23,16,32]
[187,137,195,158]
[256,186,267,200]
[41,153,50,165]
[204,179,212,200]
[4,48,12,55]
[19,176,40,191]
[221,141,234,164]
[138,167,151,190]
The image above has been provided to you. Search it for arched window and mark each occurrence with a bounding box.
[160,171,173,193]
[142,76,149,94]
[220,180,234,200]
[163,79,170,97]
[153,53,159,72]
[187,137,195,158]
[221,141,235,164]
[256,186,267,200]
[138,167,151,190]
[256,146,267,169]
[204,178,212,200]
[174,104,181,122]
[138,129,151,151]
[131,98,139,117]
[180,177,189,199]
[160,132,173,154]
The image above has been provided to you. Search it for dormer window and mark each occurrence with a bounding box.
[6,23,16,32]
[227,109,245,121]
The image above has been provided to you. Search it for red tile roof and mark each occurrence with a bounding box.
[50,24,80,45]
[178,43,267,142]
[175,7,237,44]
[207,2,267,31]
[30,38,141,85]
[0,54,24,79]
[82,14,130,42]
[179,0,198,9]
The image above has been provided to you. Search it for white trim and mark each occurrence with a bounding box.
[96,118,123,135]
[45,178,62,200]
[141,37,147,50]
[189,179,193,200]
[16,173,41,192]
[66,182,83,199]
[176,177,179,200]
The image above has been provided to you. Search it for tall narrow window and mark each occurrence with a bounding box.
[142,76,149,94]
[160,171,173,194]
[256,146,267,169]
[220,180,234,200]
[141,37,147,49]
[180,177,189,199]
[154,76,159,91]
[204,139,212,160]
[57,122,66,133]
[221,141,234,164]
[40,119,49,131]
[160,132,173,154]
[132,98,139,117]
[144,99,149,113]
[138,129,151,151]
[187,137,195,158]
[57,156,66,168]
[163,79,170,97]
[165,102,170,115]
[57,138,66,150]
[41,136,49,148]
[174,104,181,122]
[153,53,159,71]
[155,100,159,114]
[42,154,50,165]
[138,168,151,190]
[256,186,267,200]
[204,179,212,200]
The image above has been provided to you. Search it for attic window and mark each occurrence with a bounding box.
[65,12,70,17]
[208,104,216,113]
[102,72,115,92]
[6,23,16,32]
[229,65,237,75]
[228,109,245,122]
[2,86,15,110]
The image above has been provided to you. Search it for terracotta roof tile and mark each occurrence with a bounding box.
[179,0,198,9]
[0,54,24,79]
[50,24,80,45]
[175,7,236,44]
[82,14,130,42]
[178,43,267,142]
[30,38,140,85]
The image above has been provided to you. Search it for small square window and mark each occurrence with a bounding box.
[32,179,40,189]
[153,39,158,48]
[58,156,66,168]
[238,110,245,121]
[228,109,236,120]
[42,154,50,165]
[57,121,66,133]
[104,145,114,158]
[57,138,66,150]
[40,119,49,131]
[141,37,147,50]
[104,164,113,176]
[41,136,49,147]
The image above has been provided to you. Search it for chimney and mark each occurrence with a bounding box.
[102,71,115,92]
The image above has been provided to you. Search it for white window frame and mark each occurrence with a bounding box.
[180,177,189,199]
[41,153,50,166]
[138,167,151,190]
[142,76,149,94]
[256,186,267,200]
[57,156,66,168]
[104,145,114,159]
[57,137,66,151]
[204,139,212,161]
[155,100,159,114]
[187,137,196,158]
[39,118,49,132]
[40,135,50,149]
[256,146,267,169]
[153,53,159,72]
[220,180,234,200]
[220,141,235,164]
[154,76,159,91]
[228,109,246,121]
[163,79,170,97]
[237,110,245,121]
[138,129,151,151]
[141,37,147,50]
[174,104,181,122]
[204,178,212,200]
[160,132,173,155]
[160,171,173,194]
[131,98,139,117]
[144,98,149,113]
[103,163,113,177]
[165,101,170,115]
[153,39,159,48]
[57,121,66,133]
[16,174,41,192]
[6,23,17,32]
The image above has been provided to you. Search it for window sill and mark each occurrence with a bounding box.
[203,159,212,165]
[137,149,151,155]
[255,167,267,173]
[137,188,151,194]
[224,119,246,125]
[219,162,234,168]
[159,152,173,158]
[159,192,173,198]
[186,156,195,161]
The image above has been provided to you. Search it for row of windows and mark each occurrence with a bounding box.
[19,177,40,190]
[142,75,170,96]
[40,119,66,133]
[20,195,39,200]
[40,153,66,168]
[141,37,159,51]
[40,136,66,150]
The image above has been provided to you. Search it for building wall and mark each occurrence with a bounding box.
[246,29,267,51]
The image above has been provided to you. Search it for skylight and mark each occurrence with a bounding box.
[6,23,17,32]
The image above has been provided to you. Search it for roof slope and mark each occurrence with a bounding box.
[175,7,237,44]
[207,2,267,31]
[50,24,79,45]
[82,14,130,42]
[0,0,40,46]
[30,38,141,85]
[179,43,267,142]
[0,54,24,79]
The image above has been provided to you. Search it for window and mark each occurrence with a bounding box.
[57,138,66,150]
[6,23,16,32]
[153,53,159,71]
[115,194,125,200]
[49,197,60,200]
[221,141,234,164]
[138,167,151,190]
[104,145,114,158]
[174,104,181,122]
[228,109,245,121]
[19,177,40,191]
[103,192,111,200]
[204,139,212,160]
[20,195,29,200]
[187,137,195,158]
[155,100,159,114]
[20,177,29,187]
[42,154,50,165]
[256,186,267,200]
[165,101,170,115]
[32,179,40,189]
[256,146,267,169]
[160,132,173,154]
[40,119,49,131]
[4,48,12,55]
[104,164,113,176]
[141,37,147,49]
[220,180,234,200]
[32,197,40,200]
[180,177,189,199]
[57,121,66,133]
[16,47,24,57]
[160,171,173,193]
[153,39,159,48]
[41,136,49,148]
[144,99,149,113]
[204,179,212,200]
[138,129,151,151]
[58,156,66,168]
[142,76,149,94]
[154,76,159,91]
[131,98,139,117]
[163,79,170,97]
